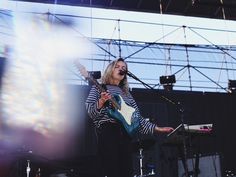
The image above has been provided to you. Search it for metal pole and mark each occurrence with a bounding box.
[26,160,30,177]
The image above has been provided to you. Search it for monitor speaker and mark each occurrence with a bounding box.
[178,153,222,177]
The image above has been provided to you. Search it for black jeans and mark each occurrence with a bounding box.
[96,122,133,177]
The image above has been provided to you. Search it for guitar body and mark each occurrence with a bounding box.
[108,94,140,136]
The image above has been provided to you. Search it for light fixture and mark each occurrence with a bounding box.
[88,71,101,86]
[160,75,176,91]
[88,71,101,79]
[228,80,236,93]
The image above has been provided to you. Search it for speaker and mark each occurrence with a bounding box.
[178,153,222,177]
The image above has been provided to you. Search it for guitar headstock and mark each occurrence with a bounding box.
[74,59,89,79]
[74,59,102,89]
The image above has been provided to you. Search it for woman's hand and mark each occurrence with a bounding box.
[98,91,112,109]
[154,126,174,134]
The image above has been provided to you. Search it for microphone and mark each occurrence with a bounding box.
[119,70,133,77]
[119,70,127,76]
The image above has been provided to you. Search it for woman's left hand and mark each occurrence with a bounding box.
[154,126,174,133]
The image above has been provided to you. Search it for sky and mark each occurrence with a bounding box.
[1,0,236,92]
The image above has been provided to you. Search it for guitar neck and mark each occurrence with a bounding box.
[87,77,106,92]
[87,77,120,110]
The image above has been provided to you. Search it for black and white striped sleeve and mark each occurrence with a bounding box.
[85,85,105,120]
[134,108,156,135]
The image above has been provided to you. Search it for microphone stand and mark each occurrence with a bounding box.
[127,70,190,177]
[26,160,31,177]
[127,71,177,106]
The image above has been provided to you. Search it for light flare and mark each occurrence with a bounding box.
[0,13,89,159]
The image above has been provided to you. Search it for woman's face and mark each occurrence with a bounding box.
[111,60,127,84]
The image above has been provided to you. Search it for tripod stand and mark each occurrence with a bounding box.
[133,139,156,177]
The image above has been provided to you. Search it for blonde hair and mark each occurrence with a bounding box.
[102,58,129,93]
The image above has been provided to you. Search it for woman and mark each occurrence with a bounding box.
[86,58,173,177]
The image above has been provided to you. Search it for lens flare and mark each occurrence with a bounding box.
[0,13,89,159]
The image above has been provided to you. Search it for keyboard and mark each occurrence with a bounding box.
[167,123,213,137]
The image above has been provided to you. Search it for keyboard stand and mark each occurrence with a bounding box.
[164,123,213,177]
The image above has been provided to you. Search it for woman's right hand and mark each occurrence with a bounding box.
[98,91,111,109]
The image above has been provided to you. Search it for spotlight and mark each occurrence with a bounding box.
[228,80,236,93]
[160,75,176,85]
[160,75,176,91]
[88,71,101,79]
[88,71,101,86]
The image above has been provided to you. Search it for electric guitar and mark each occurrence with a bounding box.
[74,60,139,136]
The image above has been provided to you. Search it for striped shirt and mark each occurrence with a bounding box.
[85,85,156,135]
